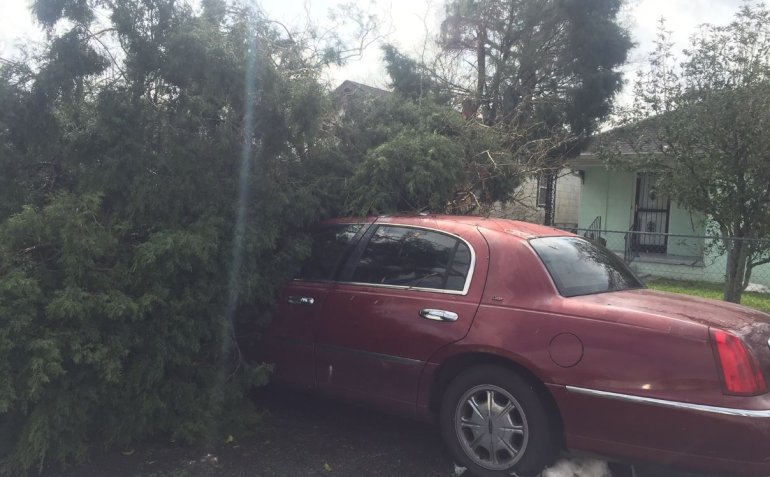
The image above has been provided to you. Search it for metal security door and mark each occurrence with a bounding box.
[632,173,670,253]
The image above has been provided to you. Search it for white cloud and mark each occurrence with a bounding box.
[0,0,754,92]
[0,1,43,58]
[259,0,444,88]
[627,0,744,64]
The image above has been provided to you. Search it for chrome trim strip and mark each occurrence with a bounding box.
[339,281,469,295]
[565,385,770,418]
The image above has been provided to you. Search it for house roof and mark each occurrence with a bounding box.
[573,118,665,167]
[332,80,391,100]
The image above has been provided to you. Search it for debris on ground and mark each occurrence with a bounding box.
[542,458,612,477]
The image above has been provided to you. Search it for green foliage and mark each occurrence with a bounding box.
[322,92,520,215]
[560,0,633,135]
[0,1,325,474]
[351,131,463,213]
[382,45,449,103]
[621,5,770,302]
[32,0,93,28]
[440,0,631,136]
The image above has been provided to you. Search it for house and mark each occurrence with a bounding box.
[332,80,581,229]
[571,126,770,287]
[491,170,581,230]
[332,80,391,109]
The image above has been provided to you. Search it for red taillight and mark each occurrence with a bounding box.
[710,328,767,396]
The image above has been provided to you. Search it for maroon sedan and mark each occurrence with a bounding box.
[264,215,770,477]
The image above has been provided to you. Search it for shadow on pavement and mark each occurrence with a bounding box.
[43,385,728,477]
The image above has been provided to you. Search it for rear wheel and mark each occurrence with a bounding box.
[439,365,559,477]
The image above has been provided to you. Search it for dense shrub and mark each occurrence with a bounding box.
[0,1,325,473]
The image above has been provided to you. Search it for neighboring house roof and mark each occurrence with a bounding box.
[333,80,391,101]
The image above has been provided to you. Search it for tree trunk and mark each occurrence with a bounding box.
[475,24,487,123]
[723,238,749,303]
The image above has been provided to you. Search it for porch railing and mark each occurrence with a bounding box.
[556,227,770,288]
[583,216,602,243]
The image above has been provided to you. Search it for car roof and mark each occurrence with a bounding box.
[321,214,575,240]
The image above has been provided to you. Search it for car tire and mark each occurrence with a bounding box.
[439,365,560,477]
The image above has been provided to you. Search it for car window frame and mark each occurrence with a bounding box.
[293,222,371,283]
[336,223,476,296]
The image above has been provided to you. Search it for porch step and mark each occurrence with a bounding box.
[626,253,704,267]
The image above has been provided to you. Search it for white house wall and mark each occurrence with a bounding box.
[554,170,581,228]
[492,169,581,227]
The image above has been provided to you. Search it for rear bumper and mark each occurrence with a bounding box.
[549,384,770,476]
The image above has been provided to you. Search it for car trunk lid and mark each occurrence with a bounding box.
[574,288,770,391]
[573,288,770,330]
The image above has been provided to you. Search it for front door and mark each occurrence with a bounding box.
[314,223,488,414]
[632,173,670,253]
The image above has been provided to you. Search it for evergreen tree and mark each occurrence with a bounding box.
[0,0,332,473]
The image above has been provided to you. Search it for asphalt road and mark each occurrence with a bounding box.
[47,386,727,477]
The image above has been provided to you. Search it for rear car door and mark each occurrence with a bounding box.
[314,222,488,413]
[265,223,367,389]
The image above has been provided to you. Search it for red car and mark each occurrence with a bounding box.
[264,215,770,477]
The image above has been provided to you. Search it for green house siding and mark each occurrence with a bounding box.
[576,165,770,288]
[666,205,706,258]
[578,167,636,232]
[578,166,704,240]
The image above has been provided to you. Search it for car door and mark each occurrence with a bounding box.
[314,222,488,413]
[265,223,367,389]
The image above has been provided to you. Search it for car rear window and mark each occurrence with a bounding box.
[530,236,643,297]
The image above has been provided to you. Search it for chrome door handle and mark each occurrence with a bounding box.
[419,309,458,322]
[287,296,315,305]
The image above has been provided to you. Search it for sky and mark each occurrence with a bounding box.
[0,0,752,96]
[253,0,748,91]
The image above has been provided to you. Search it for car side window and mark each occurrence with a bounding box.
[350,225,472,292]
[297,224,363,281]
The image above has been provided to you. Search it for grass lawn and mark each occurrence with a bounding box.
[647,279,770,314]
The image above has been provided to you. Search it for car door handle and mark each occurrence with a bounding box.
[287,296,315,306]
[419,309,458,322]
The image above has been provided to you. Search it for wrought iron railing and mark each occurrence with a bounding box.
[583,216,602,242]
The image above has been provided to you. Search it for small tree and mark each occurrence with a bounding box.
[624,5,770,303]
